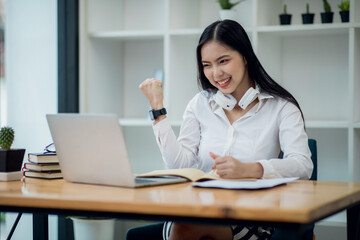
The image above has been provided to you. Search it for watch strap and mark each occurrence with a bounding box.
[149,108,167,120]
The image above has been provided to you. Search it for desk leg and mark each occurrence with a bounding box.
[58,215,74,240]
[33,213,48,240]
[347,202,360,240]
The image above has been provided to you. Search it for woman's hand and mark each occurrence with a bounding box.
[139,78,164,110]
[210,152,263,179]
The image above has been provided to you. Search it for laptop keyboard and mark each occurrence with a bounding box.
[135,178,157,184]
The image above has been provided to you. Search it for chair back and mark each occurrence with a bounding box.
[308,139,317,181]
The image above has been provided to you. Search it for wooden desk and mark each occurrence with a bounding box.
[0,179,360,240]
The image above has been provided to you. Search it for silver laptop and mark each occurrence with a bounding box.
[46,114,187,188]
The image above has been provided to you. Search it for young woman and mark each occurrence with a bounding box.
[136,20,313,240]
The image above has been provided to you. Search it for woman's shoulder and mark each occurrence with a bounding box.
[263,95,299,114]
[271,97,303,121]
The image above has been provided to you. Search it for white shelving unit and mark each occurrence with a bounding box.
[80,0,359,234]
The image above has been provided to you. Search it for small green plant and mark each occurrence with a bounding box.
[338,0,350,11]
[0,127,15,150]
[323,0,332,12]
[217,0,245,10]
[283,4,288,14]
[306,3,310,14]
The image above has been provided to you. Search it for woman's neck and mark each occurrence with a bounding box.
[232,78,255,102]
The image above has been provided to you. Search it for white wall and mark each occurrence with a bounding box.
[4,0,57,239]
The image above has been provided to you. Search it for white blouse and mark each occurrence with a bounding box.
[152,90,313,180]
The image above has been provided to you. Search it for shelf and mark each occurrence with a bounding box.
[119,118,182,127]
[169,29,203,36]
[119,119,351,129]
[353,123,360,128]
[256,23,353,36]
[316,211,347,227]
[119,118,153,126]
[89,30,164,40]
[305,120,349,129]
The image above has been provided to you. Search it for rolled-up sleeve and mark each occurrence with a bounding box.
[152,99,201,169]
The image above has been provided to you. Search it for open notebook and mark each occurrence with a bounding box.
[46,114,187,188]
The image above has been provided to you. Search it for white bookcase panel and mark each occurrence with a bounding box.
[306,120,348,129]
[80,0,360,230]
[282,33,349,121]
[122,40,164,118]
[86,0,165,32]
[257,31,349,121]
[167,35,199,121]
[352,0,360,22]
[86,39,124,115]
[169,0,253,30]
[352,28,360,122]
[84,38,163,118]
[307,128,348,182]
[169,0,219,30]
[350,128,360,182]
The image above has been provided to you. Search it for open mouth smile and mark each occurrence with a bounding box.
[217,77,231,87]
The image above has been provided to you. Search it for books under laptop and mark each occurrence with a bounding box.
[46,114,187,188]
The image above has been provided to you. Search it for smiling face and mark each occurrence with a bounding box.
[201,40,252,100]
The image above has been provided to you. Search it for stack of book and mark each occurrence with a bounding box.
[23,152,62,179]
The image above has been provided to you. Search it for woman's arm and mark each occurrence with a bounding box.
[139,78,201,169]
[259,102,313,179]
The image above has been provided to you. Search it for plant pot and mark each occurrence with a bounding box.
[0,149,25,171]
[219,9,238,21]
[321,12,334,23]
[302,13,315,24]
[71,218,115,240]
[0,149,25,181]
[339,11,349,23]
[279,14,292,25]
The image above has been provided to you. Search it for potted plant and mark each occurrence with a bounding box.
[302,3,315,24]
[70,217,115,240]
[0,127,25,181]
[217,0,246,21]
[279,4,292,25]
[321,0,334,23]
[338,0,350,23]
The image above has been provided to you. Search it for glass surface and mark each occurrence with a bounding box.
[0,0,5,230]
[0,0,4,125]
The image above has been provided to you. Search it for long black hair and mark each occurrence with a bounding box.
[196,20,304,120]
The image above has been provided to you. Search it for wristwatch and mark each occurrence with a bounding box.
[149,108,167,121]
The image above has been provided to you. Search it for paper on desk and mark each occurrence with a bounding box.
[192,177,299,189]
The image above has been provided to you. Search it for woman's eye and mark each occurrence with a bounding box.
[220,59,229,64]
[202,64,210,68]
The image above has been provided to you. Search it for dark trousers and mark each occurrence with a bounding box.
[126,223,164,240]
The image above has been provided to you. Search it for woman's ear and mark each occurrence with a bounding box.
[243,56,247,65]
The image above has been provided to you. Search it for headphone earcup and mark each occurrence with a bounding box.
[215,91,237,110]
[238,87,259,110]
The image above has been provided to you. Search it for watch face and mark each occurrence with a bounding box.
[149,108,166,121]
[149,110,155,120]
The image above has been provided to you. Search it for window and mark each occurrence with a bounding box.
[0,0,5,125]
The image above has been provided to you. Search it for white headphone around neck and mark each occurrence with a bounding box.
[238,87,259,109]
[215,87,259,111]
[214,91,237,110]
